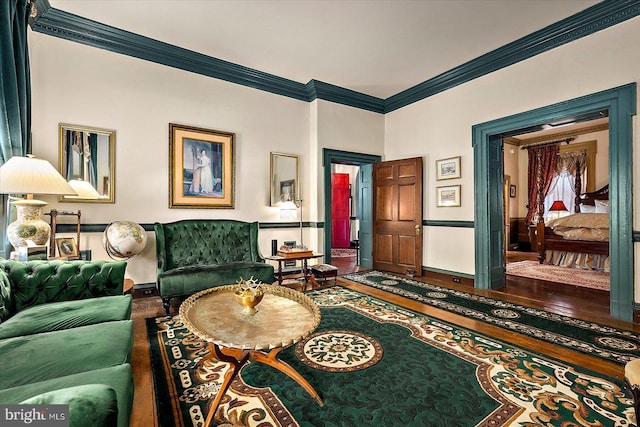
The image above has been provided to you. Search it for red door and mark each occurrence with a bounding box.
[332,173,351,248]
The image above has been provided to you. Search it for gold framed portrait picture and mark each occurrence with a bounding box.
[169,123,235,208]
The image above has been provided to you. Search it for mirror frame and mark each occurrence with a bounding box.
[270,152,299,206]
[58,123,116,203]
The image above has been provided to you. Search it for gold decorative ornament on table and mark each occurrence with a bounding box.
[233,277,264,314]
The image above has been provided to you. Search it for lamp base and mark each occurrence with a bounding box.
[7,199,51,249]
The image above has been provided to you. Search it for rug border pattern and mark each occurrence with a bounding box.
[342,271,640,365]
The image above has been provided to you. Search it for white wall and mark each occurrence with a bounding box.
[29,33,313,283]
[28,33,384,284]
[308,100,384,250]
[384,17,640,278]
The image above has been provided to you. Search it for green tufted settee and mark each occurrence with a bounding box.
[154,219,275,313]
[0,260,133,427]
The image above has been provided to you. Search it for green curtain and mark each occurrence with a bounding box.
[0,0,32,257]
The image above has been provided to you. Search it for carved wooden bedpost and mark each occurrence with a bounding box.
[536,149,545,264]
[574,159,582,212]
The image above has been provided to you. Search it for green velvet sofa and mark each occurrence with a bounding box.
[0,260,133,427]
[154,219,275,313]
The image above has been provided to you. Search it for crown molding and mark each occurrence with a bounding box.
[29,1,383,113]
[29,0,640,114]
[29,3,312,101]
[384,0,640,113]
[306,80,384,113]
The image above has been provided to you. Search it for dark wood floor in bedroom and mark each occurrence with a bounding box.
[128,252,624,427]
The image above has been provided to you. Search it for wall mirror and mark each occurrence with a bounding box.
[58,123,115,203]
[270,152,299,206]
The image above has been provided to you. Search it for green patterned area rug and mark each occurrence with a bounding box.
[147,286,636,426]
[342,270,640,366]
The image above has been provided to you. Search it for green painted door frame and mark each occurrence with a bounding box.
[322,149,382,265]
[472,83,636,321]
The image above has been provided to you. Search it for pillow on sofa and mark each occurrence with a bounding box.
[20,384,118,427]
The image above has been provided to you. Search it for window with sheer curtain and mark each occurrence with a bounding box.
[543,150,587,220]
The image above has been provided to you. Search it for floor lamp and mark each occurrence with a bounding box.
[296,199,303,247]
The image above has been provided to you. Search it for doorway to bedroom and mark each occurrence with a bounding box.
[502,115,610,294]
[473,83,635,322]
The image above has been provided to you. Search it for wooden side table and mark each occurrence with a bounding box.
[123,278,134,295]
[267,253,324,285]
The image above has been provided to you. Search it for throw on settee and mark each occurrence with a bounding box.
[154,219,275,313]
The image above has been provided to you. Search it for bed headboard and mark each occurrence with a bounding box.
[577,184,609,211]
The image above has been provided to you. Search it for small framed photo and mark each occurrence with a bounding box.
[436,185,461,207]
[169,123,235,209]
[510,184,516,198]
[283,241,296,268]
[56,237,79,259]
[436,156,461,180]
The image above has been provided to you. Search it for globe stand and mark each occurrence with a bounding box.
[103,221,148,261]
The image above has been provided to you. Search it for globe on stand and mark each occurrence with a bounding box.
[102,221,147,260]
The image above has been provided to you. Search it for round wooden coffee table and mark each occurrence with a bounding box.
[179,284,322,427]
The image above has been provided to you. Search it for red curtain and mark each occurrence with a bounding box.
[525,144,559,224]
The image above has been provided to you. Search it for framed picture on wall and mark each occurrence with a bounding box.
[436,185,461,207]
[169,123,235,208]
[436,156,461,180]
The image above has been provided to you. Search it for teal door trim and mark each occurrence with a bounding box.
[322,149,382,264]
[473,83,636,321]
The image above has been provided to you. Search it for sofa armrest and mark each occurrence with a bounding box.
[0,269,14,321]
[20,384,118,427]
[154,222,167,274]
[249,221,266,262]
[0,260,127,313]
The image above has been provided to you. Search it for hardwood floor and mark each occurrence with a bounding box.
[129,253,635,427]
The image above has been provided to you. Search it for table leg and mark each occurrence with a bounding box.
[251,347,323,406]
[303,259,309,281]
[276,260,284,285]
[203,343,250,427]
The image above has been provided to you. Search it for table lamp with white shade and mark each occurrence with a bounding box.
[67,179,103,199]
[0,155,77,249]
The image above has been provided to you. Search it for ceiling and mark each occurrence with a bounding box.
[49,0,601,99]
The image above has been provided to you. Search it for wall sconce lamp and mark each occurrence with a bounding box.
[279,199,304,246]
